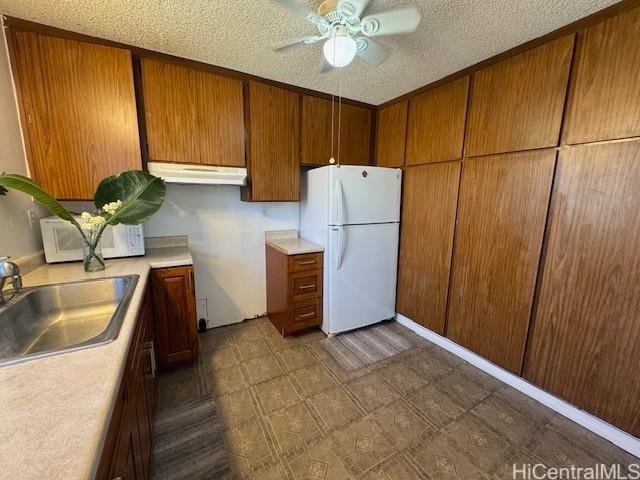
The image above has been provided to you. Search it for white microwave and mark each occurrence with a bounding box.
[40,216,145,263]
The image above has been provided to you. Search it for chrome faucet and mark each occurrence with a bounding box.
[0,257,22,305]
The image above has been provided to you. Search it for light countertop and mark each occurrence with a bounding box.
[0,245,192,480]
[265,230,323,255]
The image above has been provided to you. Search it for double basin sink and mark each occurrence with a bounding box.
[0,275,138,367]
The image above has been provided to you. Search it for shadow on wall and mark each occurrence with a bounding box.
[143,183,300,328]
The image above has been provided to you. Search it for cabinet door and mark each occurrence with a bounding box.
[405,77,469,166]
[563,7,640,144]
[141,59,245,166]
[375,101,408,168]
[396,162,460,334]
[245,81,300,201]
[464,36,574,157]
[12,31,141,200]
[524,140,640,437]
[446,150,555,373]
[301,95,372,166]
[152,266,198,368]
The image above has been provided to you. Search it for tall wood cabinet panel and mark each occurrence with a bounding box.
[405,77,469,166]
[563,7,640,144]
[524,140,640,437]
[464,36,574,157]
[375,100,408,168]
[396,162,461,334]
[446,150,556,373]
[301,95,372,166]
[140,59,245,167]
[12,31,141,200]
[243,81,300,201]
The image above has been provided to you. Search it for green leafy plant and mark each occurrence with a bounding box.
[0,171,166,271]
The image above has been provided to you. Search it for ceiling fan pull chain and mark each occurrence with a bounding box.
[338,77,342,167]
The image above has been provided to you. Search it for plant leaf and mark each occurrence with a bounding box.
[0,173,81,229]
[94,170,166,225]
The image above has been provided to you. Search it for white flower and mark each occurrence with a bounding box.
[103,200,123,216]
[79,212,106,232]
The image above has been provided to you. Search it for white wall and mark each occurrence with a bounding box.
[144,183,299,327]
[0,21,47,259]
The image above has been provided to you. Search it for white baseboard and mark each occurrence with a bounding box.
[395,313,640,458]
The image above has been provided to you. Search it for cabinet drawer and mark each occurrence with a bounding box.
[288,252,323,272]
[289,298,322,332]
[288,269,323,302]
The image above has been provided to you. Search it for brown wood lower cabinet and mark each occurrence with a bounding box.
[267,247,323,336]
[97,284,156,480]
[152,266,199,369]
[524,140,640,437]
[446,150,556,374]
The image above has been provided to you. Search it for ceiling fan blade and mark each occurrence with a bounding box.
[271,36,323,51]
[272,0,326,25]
[337,0,372,19]
[360,7,422,37]
[355,38,387,65]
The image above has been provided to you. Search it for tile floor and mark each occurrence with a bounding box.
[157,318,639,479]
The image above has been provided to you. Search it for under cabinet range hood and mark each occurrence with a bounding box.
[147,162,247,186]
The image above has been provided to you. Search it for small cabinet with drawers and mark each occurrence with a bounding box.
[266,246,323,336]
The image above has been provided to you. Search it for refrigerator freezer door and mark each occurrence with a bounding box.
[326,223,399,334]
[329,166,402,225]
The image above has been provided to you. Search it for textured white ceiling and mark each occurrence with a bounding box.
[0,0,619,105]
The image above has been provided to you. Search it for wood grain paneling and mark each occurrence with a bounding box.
[405,77,469,166]
[141,58,245,166]
[301,95,372,166]
[13,31,141,200]
[396,162,461,334]
[563,7,640,144]
[464,36,574,157]
[447,150,556,373]
[245,81,300,201]
[524,140,640,436]
[375,100,408,167]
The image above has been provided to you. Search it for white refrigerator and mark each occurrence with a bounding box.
[300,165,402,335]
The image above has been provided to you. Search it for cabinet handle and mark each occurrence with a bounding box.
[297,260,316,265]
[298,284,316,290]
[188,270,195,295]
[297,312,315,319]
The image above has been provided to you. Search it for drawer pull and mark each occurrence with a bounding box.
[297,312,316,319]
[297,260,316,265]
[298,284,316,290]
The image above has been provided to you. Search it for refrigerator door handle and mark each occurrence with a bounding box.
[335,226,346,270]
[335,179,345,225]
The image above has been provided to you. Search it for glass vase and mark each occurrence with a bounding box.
[83,242,105,272]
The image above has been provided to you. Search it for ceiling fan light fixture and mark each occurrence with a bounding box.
[323,34,357,67]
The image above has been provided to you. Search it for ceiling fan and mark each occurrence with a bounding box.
[271,0,422,70]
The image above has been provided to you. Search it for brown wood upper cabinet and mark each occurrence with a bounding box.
[563,7,640,145]
[405,77,469,166]
[524,140,640,437]
[11,30,141,200]
[396,162,460,334]
[301,95,372,166]
[140,58,245,167]
[446,150,556,374]
[464,36,574,157]
[375,100,408,168]
[152,266,199,369]
[243,81,300,201]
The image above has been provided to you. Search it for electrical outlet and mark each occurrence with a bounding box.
[26,209,37,228]
[196,298,208,326]
[261,206,268,217]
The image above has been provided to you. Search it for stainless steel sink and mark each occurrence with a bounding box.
[0,275,138,366]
